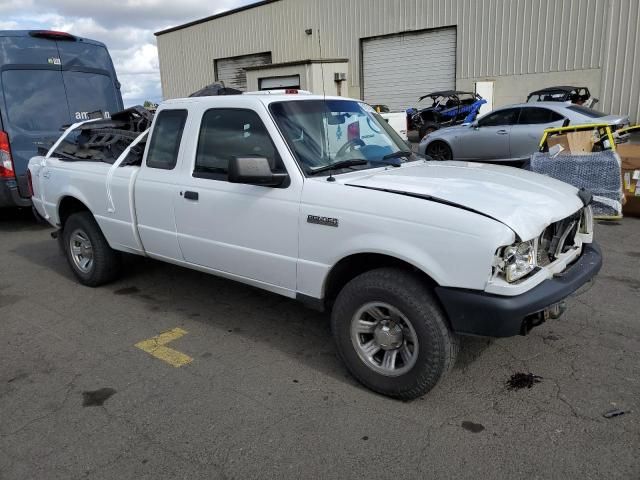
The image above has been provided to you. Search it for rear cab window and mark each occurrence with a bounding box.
[146,110,188,170]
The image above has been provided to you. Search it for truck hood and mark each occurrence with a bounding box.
[345,161,584,240]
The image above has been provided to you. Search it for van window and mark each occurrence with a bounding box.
[62,72,120,120]
[146,110,188,170]
[1,70,69,132]
[57,42,114,71]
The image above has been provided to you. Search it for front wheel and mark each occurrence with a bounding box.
[62,212,122,287]
[331,268,459,400]
[426,141,453,161]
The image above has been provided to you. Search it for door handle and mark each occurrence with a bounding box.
[183,191,199,201]
[496,130,508,135]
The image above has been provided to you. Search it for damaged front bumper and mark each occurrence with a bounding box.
[434,242,602,337]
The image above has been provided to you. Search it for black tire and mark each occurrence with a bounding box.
[418,123,439,140]
[331,268,459,400]
[426,141,453,161]
[62,211,122,287]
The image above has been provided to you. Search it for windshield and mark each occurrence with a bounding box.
[270,99,414,175]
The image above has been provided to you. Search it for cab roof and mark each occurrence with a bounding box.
[161,93,353,108]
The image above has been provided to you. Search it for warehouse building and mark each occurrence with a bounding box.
[156,0,640,121]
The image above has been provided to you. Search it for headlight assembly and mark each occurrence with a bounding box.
[501,240,536,283]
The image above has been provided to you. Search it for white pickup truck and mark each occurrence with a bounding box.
[29,93,602,399]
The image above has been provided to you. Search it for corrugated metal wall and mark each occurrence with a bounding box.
[156,0,640,121]
[600,0,640,123]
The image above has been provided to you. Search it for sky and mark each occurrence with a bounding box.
[0,0,256,106]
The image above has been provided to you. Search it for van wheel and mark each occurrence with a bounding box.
[62,212,122,287]
[331,268,458,400]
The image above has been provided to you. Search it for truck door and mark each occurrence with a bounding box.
[133,109,188,261]
[173,105,301,293]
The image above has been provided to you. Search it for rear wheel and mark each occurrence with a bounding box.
[62,212,122,286]
[331,268,459,400]
[426,141,453,161]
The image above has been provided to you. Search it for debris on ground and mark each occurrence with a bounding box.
[603,409,626,419]
[506,372,542,390]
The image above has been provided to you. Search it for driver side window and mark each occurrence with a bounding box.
[194,108,284,181]
[478,108,520,127]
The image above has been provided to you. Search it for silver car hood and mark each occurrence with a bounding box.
[345,161,584,240]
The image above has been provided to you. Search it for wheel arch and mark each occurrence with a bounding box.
[322,252,440,309]
[58,195,92,228]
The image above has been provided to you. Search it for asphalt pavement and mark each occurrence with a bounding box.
[1,209,639,479]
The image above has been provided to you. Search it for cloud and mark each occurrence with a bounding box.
[2,0,256,106]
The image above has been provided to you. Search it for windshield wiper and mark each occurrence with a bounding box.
[382,150,413,161]
[308,159,368,176]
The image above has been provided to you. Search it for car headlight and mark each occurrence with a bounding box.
[502,240,536,282]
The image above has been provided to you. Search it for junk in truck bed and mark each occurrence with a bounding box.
[48,106,153,166]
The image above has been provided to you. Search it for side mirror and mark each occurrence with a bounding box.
[228,157,288,187]
[471,122,480,130]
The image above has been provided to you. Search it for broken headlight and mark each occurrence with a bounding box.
[501,240,536,283]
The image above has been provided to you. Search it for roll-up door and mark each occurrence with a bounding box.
[215,52,272,91]
[362,28,456,111]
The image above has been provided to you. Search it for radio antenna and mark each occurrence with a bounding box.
[317,28,326,99]
[317,27,334,181]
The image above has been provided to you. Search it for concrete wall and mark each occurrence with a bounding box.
[245,61,349,96]
[457,68,603,109]
[156,0,640,121]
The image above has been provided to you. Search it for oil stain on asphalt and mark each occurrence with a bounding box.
[461,421,485,433]
[82,388,117,407]
[506,373,542,390]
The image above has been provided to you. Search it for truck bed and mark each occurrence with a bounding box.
[30,147,145,256]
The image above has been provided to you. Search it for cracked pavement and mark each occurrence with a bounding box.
[1,209,639,479]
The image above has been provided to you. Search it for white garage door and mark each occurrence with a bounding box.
[215,52,272,91]
[362,28,456,111]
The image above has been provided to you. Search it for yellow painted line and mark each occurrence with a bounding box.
[135,327,193,367]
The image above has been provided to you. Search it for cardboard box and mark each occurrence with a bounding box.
[547,130,596,154]
[617,143,640,217]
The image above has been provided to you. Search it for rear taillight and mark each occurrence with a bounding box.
[26,169,34,197]
[0,131,15,179]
